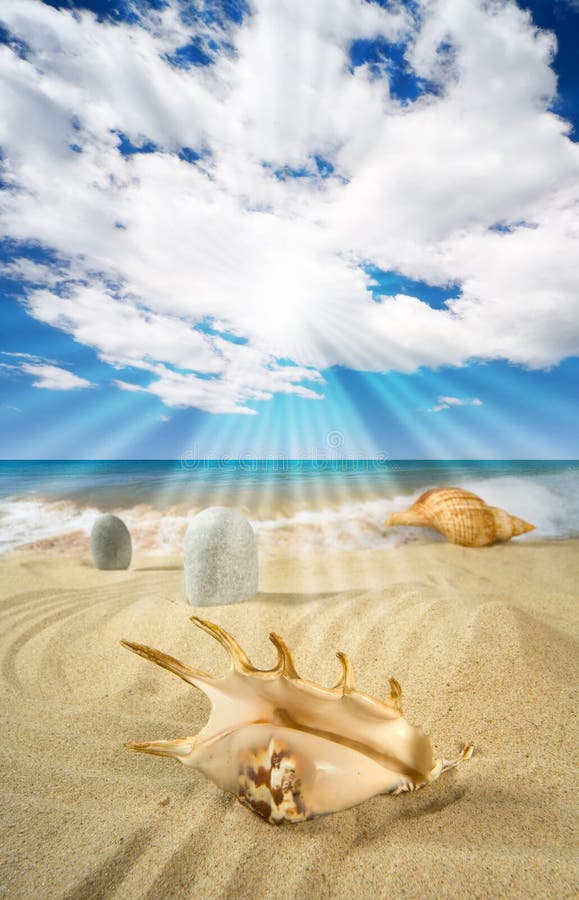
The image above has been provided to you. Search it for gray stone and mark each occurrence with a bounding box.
[91,514,132,570]
[183,507,258,606]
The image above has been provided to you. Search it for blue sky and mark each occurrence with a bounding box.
[0,0,578,459]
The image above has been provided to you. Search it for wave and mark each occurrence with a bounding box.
[1,466,578,555]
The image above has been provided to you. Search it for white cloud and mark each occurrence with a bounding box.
[0,352,93,390]
[2,259,69,287]
[427,395,483,413]
[25,285,223,373]
[2,350,55,362]
[114,379,146,393]
[0,0,578,412]
[20,363,94,391]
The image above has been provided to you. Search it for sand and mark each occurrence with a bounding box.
[0,541,577,899]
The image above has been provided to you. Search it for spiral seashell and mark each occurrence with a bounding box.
[386,487,535,547]
[122,618,473,824]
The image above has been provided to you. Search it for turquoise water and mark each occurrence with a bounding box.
[0,459,574,507]
[0,459,577,552]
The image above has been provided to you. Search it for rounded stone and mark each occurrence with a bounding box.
[91,514,132,570]
[183,507,258,606]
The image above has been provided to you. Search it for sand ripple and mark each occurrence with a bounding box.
[1,546,577,898]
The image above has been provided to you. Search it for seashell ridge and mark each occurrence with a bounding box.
[122,617,474,824]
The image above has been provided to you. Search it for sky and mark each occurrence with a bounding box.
[0,0,578,459]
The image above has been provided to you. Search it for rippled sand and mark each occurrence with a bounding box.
[1,542,577,898]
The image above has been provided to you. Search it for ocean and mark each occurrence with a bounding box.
[0,459,577,555]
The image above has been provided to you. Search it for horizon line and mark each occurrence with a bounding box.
[0,458,577,464]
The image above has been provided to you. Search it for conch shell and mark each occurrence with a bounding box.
[122,617,473,824]
[386,487,535,547]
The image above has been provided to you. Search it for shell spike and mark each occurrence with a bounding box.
[120,640,215,689]
[441,742,475,773]
[125,736,194,759]
[268,632,299,678]
[190,616,256,673]
[387,677,403,712]
[264,632,285,675]
[333,651,355,693]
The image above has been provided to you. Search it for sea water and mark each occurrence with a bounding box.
[0,459,577,554]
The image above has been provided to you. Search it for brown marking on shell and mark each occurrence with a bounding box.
[237,737,310,823]
[122,618,474,823]
[386,487,535,547]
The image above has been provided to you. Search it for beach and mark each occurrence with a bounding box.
[3,0,579,897]
[1,540,577,899]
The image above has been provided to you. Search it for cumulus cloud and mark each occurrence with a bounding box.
[0,0,578,412]
[427,396,483,413]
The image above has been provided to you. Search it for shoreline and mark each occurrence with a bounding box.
[2,459,579,555]
[2,523,572,559]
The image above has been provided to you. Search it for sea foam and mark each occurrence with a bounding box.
[1,465,578,554]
